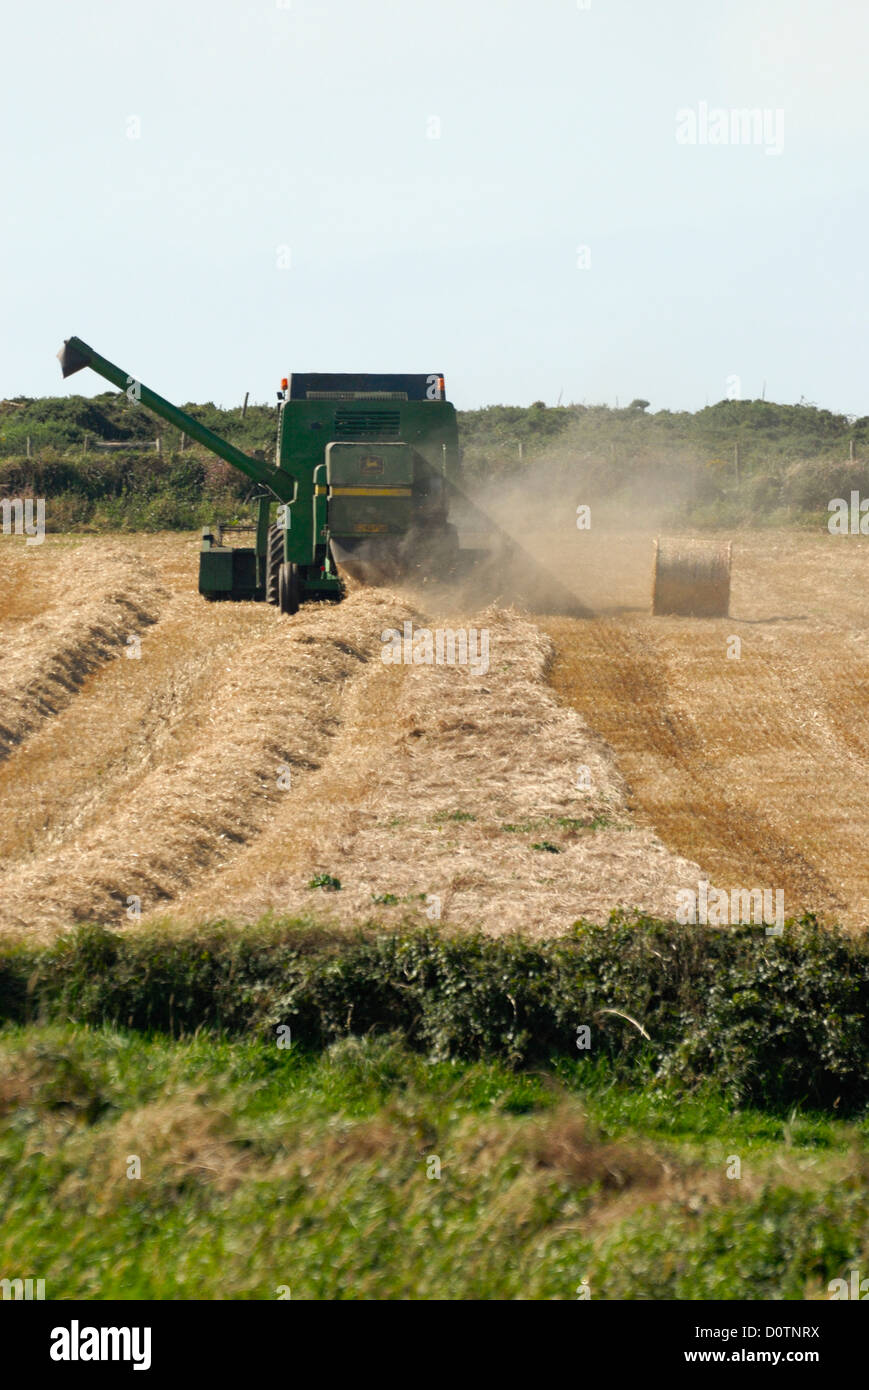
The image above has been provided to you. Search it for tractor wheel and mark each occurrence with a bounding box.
[266,524,283,605]
[278,561,300,615]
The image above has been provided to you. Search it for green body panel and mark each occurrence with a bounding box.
[279,400,460,485]
[326,442,415,487]
[57,338,462,609]
[198,544,258,599]
[325,442,414,536]
[255,494,271,589]
[268,398,457,574]
[328,493,414,536]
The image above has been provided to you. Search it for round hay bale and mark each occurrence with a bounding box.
[652,538,732,617]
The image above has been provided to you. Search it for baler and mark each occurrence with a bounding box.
[57,337,463,613]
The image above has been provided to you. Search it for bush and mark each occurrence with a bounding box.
[3,390,864,530]
[780,459,869,513]
[0,913,866,1113]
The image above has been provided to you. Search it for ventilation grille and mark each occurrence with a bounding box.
[334,409,401,438]
[307,390,407,401]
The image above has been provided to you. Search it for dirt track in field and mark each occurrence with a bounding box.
[0,527,867,941]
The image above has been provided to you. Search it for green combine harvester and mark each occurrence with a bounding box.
[57,336,470,613]
[55,339,731,621]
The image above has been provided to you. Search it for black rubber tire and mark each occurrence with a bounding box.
[278,561,300,615]
[266,524,283,606]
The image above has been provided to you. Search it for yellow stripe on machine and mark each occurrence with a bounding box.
[315,486,413,497]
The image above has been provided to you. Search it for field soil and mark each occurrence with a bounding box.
[535,525,869,931]
[0,527,866,940]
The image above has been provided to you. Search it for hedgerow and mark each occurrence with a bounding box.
[0,912,865,1113]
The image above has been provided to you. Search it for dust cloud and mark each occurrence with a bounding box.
[402,442,698,619]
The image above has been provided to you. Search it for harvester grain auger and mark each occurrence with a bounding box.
[58,337,472,614]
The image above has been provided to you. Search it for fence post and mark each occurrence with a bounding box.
[155,436,161,454]
[242,391,249,419]
[180,432,187,451]
[26,435,31,458]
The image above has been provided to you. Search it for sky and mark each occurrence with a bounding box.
[2,0,868,413]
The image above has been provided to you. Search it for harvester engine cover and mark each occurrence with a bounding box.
[325,442,415,536]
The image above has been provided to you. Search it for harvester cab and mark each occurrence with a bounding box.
[57,339,463,614]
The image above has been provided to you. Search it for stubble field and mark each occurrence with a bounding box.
[1,525,866,941]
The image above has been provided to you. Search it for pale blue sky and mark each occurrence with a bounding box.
[2,0,867,412]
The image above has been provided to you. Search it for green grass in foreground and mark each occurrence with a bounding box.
[1,1025,866,1300]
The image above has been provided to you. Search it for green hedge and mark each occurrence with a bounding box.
[4,390,869,533]
[1,913,866,1113]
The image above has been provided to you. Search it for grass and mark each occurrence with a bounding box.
[0,1024,865,1300]
[501,815,614,834]
[1,916,867,1299]
[307,873,342,892]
